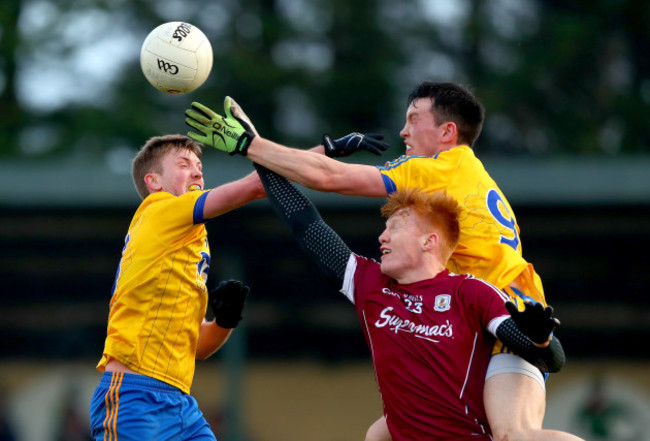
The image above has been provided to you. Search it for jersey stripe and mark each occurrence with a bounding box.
[459,332,478,399]
[103,372,123,441]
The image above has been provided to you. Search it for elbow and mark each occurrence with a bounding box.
[195,344,215,361]
[196,345,220,361]
[547,337,566,373]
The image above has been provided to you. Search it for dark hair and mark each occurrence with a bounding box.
[407,82,485,147]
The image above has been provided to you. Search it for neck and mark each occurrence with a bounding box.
[395,261,446,284]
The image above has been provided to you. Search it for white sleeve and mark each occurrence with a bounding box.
[339,253,358,304]
[487,315,509,337]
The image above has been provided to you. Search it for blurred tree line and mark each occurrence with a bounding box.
[1,0,650,161]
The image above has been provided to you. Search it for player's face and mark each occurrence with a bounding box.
[378,207,428,282]
[399,98,447,157]
[158,148,204,196]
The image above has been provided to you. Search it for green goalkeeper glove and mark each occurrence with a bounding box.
[185,97,256,156]
[228,96,259,137]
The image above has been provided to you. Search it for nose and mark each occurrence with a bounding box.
[378,228,389,245]
[399,122,408,139]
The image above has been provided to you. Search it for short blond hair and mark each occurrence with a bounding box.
[131,134,203,200]
[381,188,462,261]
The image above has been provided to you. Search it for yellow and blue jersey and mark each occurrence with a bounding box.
[378,145,545,311]
[97,189,212,394]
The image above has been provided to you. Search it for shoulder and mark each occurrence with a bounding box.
[458,274,509,301]
[352,253,381,274]
[351,254,391,288]
[439,145,480,163]
[137,191,208,226]
[463,275,509,303]
[378,146,477,171]
[377,154,431,171]
[133,192,172,215]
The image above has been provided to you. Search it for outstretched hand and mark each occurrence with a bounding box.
[185,97,256,155]
[505,300,560,345]
[209,279,250,329]
[323,133,389,157]
[228,96,259,136]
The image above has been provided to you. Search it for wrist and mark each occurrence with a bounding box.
[231,130,256,156]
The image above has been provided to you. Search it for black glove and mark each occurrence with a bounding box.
[323,133,389,157]
[505,300,560,345]
[209,279,250,328]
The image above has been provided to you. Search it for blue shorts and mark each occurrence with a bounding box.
[90,372,216,441]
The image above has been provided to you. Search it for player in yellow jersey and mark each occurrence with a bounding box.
[184,84,585,441]
[89,134,264,441]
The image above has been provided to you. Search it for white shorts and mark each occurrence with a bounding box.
[485,353,546,390]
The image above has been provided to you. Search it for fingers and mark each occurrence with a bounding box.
[220,279,250,296]
[191,102,218,119]
[223,96,234,120]
[365,141,388,154]
[363,134,389,152]
[505,301,518,315]
[187,131,206,145]
[185,116,208,133]
[226,96,240,117]
[185,110,210,126]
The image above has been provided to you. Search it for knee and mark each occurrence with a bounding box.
[365,417,391,441]
[364,427,384,441]
[364,428,381,441]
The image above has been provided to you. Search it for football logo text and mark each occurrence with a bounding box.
[172,23,194,42]
[157,59,179,75]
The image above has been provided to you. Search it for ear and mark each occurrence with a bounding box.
[144,173,162,193]
[441,122,457,144]
[422,232,439,251]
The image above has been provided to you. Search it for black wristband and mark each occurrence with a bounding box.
[230,131,256,156]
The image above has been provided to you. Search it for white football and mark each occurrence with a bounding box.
[140,22,213,94]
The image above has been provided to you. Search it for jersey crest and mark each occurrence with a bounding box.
[434,294,451,312]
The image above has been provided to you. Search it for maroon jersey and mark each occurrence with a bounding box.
[341,254,511,441]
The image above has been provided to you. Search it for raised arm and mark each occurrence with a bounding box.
[248,137,387,196]
[202,169,266,220]
[254,163,353,288]
[185,99,389,197]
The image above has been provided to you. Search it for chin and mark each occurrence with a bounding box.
[380,262,398,280]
